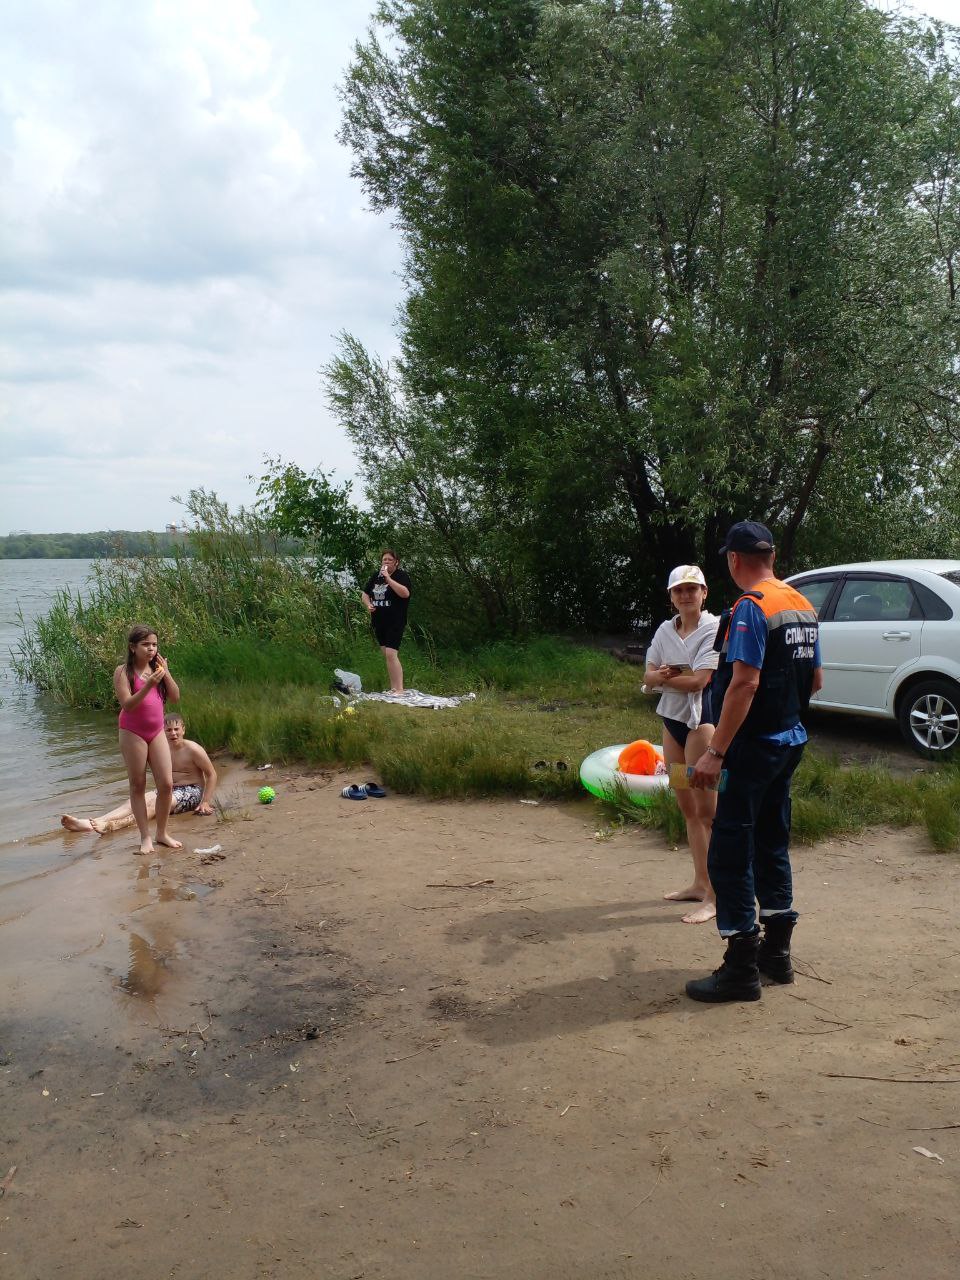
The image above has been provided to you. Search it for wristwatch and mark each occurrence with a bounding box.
[706,746,725,760]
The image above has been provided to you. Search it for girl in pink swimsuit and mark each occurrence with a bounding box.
[113,624,182,855]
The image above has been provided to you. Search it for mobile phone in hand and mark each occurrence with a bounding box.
[670,763,727,792]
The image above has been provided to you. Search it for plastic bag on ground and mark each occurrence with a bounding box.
[333,668,362,695]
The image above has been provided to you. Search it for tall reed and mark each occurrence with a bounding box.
[12,489,363,707]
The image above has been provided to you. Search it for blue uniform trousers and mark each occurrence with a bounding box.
[707,736,805,937]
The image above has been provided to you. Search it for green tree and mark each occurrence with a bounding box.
[336,0,960,626]
[256,456,384,582]
[324,335,542,634]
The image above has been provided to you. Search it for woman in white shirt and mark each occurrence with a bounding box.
[644,565,720,923]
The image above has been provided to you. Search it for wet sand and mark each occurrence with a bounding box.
[1,766,958,1279]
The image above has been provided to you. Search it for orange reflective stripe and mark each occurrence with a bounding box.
[730,579,815,619]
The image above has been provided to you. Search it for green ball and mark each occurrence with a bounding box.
[258,786,276,804]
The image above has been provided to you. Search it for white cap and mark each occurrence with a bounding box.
[667,564,707,590]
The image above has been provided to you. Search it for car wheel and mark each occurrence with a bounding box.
[897,679,960,758]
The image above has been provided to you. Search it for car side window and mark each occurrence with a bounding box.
[794,578,837,618]
[834,578,915,622]
[913,580,954,621]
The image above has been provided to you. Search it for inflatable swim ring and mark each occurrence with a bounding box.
[579,742,671,807]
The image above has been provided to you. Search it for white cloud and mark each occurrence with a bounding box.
[903,0,960,22]
[0,0,403,532]
[2,0,343,287]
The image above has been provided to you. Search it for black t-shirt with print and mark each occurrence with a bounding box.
[364,568,412,633]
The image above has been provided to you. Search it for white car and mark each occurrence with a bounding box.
[785,560,960,758]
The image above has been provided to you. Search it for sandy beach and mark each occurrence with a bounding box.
[2,764,958,1279]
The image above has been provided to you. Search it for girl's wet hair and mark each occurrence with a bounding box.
[124,624,166,701]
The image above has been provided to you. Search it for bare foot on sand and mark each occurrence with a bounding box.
[682,900,717,925]
[61,815,107,835]
[61,814,94,833]
[138,837,154,855]
[663,885,708,903]
[156,835,182,849]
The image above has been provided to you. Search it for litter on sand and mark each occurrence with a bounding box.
[913,1146,945,1163]
[194,844,222,856]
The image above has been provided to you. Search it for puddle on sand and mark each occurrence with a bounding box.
[117,873,213,998]
[118,928,189,999]
[135,862,214,904]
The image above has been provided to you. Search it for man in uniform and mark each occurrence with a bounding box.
[687,521,822,1003]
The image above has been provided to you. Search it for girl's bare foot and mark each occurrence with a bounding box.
[138,837,154,855]
[682,901,717,925]
[663,885,707,902]
[61,814,95,833]
[156,834,182,849]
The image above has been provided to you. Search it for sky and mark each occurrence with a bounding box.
[0,0,405,534]
[1,0,958,534]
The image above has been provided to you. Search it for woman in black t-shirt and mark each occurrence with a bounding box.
[361,549,412,694]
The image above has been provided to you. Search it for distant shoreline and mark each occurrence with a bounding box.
[0,531,305,559]
[0,530,190,559]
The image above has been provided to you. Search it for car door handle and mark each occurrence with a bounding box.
[882,631,912,640]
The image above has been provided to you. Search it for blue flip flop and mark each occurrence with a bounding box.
[341,785,368,801]
[362,782,387,798]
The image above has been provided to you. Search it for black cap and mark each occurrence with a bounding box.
[719,520,775,554]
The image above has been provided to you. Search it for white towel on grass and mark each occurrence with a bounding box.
[354,689,477,710]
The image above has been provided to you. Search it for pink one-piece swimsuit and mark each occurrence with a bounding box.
[118,675,165,743]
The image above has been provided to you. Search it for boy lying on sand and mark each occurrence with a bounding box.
[61,713,217,835]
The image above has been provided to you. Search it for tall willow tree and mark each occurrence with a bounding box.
[331,0,960,630]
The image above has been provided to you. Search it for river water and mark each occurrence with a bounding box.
[0,559,253,1022]
[0,560,125,866]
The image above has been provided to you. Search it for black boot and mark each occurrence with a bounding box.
[758,916,795,984]
[686,931,762,1003]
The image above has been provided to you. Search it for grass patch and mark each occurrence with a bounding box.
[916,768,960,851]
[792,755,916,843]
[176,668,960,852]
[601,783,688,846]
[177,668,656,802]
[600,748,960,854]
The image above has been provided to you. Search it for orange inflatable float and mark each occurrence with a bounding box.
[579,739,669,806]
